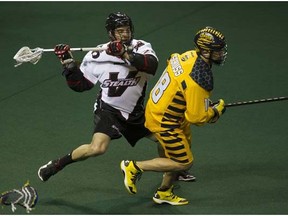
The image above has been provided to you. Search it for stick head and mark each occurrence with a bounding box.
[13,46,43,67]
[0,181,38,213]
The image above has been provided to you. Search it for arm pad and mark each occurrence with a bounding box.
[130,53,158,75]
[62,62,94,92]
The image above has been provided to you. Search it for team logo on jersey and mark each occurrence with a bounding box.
[102,77,140,88]
[101,72,141,97]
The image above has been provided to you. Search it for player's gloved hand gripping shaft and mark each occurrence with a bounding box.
[106,40,127,57]
[209,99,226,123]
[54,44,74,65]
[54,43,94,91]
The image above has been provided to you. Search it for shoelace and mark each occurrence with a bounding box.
[164,187,181,200]
[131,171,142,183]
[166,192,178,199]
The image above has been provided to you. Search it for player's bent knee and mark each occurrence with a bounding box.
[88,134,110,156]
[175,161,193,171]
[88,143,108,156]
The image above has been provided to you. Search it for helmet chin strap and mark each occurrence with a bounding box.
[201,50,226,66]
[212,60,223,66]
[211,52,226,66]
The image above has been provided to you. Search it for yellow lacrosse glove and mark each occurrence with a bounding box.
[209,99,226,123]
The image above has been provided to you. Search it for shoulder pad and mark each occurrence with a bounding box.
[190,57,213,91]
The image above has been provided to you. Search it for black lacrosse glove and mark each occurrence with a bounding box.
[54,44,74,65]
[106,41,126,57]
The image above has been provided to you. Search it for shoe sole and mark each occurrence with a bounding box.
[37,161,52,182]
[153,197,189,205]
[120,161,136,194]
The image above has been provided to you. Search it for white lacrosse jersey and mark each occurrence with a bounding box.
[79,39,158,118]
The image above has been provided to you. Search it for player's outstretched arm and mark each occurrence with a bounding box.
[54,44,94,92]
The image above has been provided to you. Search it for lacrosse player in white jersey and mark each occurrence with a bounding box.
[37,12,159,182]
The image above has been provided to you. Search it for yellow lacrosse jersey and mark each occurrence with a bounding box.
[145,50,215,132]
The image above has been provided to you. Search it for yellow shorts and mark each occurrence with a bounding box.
[153,121,193,165]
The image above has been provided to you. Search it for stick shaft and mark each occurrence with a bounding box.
[42,47,106,52]
[226,96,288,107]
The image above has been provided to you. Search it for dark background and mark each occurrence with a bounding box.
[1,2,287,214]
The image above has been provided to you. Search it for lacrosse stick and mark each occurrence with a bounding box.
[0,181,38,213]
[226,96,288,108]
[13,46,106,67]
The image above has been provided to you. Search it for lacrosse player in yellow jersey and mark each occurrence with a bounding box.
[120,26,227,205]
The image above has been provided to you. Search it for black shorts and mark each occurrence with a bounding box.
[93,101,151,147]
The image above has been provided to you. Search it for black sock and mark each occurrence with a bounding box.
[57,153,75,169]
[157,187,170,191]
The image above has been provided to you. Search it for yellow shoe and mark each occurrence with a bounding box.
[120,160,142,194]
[153,186,188,205]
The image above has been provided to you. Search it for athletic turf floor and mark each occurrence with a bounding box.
[1,2,288,214]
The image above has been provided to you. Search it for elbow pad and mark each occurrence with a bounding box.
[130,53,158,75]
[62,61,81,78]
[62,61,93,92]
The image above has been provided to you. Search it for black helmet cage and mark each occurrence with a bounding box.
[194,26,227,65]
[105,12,134,43]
